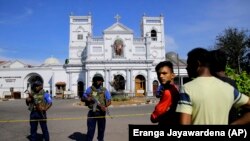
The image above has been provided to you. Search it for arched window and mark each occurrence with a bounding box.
[110,75,125,91]
[135,75,146,96]
[151,30,157,41]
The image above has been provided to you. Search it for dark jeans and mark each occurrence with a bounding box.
[30,111,49,141]
[86,110,106,141]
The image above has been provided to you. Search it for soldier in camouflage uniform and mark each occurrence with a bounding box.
[26,80,52,141]
[82,73,112,141]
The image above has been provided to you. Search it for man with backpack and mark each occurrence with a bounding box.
[25,80,52,141]
[82,73,112,141]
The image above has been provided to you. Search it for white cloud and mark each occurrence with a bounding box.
[0,46,17,54]
[16,8,33,20]
[0,47,41,65]
[165,35,178,53]
[176,1,250,37]
[0,7,33,24]
[0,55,42,66]
[0,48,4,53]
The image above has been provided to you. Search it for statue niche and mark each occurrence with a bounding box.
[113,39,124,57]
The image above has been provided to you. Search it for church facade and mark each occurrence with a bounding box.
[66,14,166,97]
[0,14,187,99]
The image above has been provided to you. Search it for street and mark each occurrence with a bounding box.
[0,99,156,141]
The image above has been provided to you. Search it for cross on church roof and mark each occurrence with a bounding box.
[114,14,121,23]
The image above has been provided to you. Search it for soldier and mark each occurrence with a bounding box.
[82,73,112,141]
[25,80,52,141]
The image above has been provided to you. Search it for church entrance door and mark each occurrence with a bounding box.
[77,81,84,98]
[135,75,146,96]
[152,80,159,96]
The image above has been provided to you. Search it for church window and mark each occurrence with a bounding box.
[92,46,102,53]
[73,19,88,22]
[77,34,83,40]
[135,46,145,52]
[151,30,157,41]
[146,20,161,23]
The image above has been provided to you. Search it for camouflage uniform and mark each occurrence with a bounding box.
[82,74,112,141]
[27,88,52,141]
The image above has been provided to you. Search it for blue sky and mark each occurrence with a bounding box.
[0,0,249,65]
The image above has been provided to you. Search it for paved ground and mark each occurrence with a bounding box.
[73,96,159,107]
[0,98,158,141]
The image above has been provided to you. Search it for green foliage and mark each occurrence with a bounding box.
[111,95,129,101]
[215,27,250,73]
[226,67,250,96]
[235,71,250,96]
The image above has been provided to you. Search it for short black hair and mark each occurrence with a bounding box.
[155,61,174,73]
[187,47,210,68]
[209,49,227,72]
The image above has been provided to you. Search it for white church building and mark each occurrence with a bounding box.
[0,14,188,99]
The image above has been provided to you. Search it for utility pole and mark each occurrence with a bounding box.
[177,53,181,90]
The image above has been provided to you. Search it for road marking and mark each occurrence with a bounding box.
[0,113,151,123]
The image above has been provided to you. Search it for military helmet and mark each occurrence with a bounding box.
[92,73,104,82]
[34,80,43,86]
[32,80,43,88]
[31,80,43,91]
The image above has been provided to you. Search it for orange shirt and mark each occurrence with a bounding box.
[151,85,179,125]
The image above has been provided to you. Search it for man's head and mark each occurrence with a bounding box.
[186,48,210,79]
[155,61,175,85]
[92,73,104,88]
[32,80,43,92]
[209,49,227,75]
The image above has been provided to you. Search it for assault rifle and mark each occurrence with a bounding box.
[24,89,34,106]
[92,97,113,119]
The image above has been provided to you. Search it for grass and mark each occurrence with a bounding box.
[111,96,147,105]
[77,96,148,106]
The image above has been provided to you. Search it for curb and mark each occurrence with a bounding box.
[109,102,153,108]
[73,100,158,108]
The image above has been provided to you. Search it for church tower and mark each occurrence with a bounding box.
[68,14,92,64]
[141,14,165,64]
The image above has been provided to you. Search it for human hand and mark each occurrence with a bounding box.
[150,114,158,123]
[26,97,32,102]
[87,96,93,101]
[100,105,107,112]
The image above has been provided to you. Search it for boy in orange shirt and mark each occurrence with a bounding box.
[151,61,179,125]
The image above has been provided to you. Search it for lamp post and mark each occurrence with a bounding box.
[177,53,181,90]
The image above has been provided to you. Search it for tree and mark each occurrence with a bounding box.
[215,27,250,73]
[226,66,250,96]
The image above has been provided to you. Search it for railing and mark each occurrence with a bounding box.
[133,38,144,43]
[91,37,104,43]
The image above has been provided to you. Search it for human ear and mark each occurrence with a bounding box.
[171,73,176,80]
